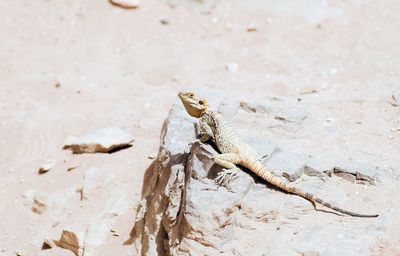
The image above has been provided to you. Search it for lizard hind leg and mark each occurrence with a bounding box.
[213,153,241,186]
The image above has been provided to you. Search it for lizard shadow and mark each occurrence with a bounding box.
[123,160,158,248]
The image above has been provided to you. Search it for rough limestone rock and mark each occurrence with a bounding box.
[132,89,399,256]
[63,127,134,154]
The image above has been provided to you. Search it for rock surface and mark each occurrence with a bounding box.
[63,127,134,154]
[132,89,399,256]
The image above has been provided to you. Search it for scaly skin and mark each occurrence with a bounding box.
[178,91,378,218]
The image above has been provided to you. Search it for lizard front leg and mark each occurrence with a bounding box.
[214,153,241,186]
[196,119,213,142]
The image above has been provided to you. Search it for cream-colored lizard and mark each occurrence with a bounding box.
[178,91,378,218]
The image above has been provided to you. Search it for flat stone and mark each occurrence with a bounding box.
[63,127,134,154]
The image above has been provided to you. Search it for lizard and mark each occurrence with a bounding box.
[178,91,378,218]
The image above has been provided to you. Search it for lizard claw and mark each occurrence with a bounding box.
[215,168,238,186]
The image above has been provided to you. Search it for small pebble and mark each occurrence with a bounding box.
[160,18,169,25]
[109,0,140,9]
[246,22,257,32]
[148,154,157,160]
[225,62,238,73]
[38,160,55,174]
[391,88,400,106]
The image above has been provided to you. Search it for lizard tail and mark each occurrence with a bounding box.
[247,160,379,218]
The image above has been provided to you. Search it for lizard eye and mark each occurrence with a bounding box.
[199,100,204,105]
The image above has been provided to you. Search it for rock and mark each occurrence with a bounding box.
[246,21,257,32]
[225,62,238,73]
[67,165,80,172]
[32,194,49,214]
[42,239,56,249]
[316,160,377,184]
[147,153,157,159]
[391,88,400,106]
[109,0,140,9]
[299,87,318,95]
[159,18,169,25]
[131,89,391,256]
[14,250,24,256]
[22,190,49,215]
[38,160,55,174]
[54,228,85,256]
[63,127,134,154]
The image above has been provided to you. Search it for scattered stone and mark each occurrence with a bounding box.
[147,153,157,160]
[22,190,49,214]
[54,228,85,256]
[390,88,400,106]
[42,239,56,249]
[225,62,238,73]
[246,22,257,32]
[110,229,120,237]
[38,160,55,174]
[67,165,80,172]
[32,194,49,214]
[14,250,23,256]
[63,127,134,154]
[300,87,318,95]
[54,82,61,88]
[160,18,169,25]
[109,0,140,9]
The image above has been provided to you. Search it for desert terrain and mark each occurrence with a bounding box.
[1,0,399,255]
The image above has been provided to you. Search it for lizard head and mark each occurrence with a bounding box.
[178,91,207,118]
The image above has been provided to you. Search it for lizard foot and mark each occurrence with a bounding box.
[215,168,238,186]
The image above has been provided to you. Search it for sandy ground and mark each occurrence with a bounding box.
[0,0,399,255]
